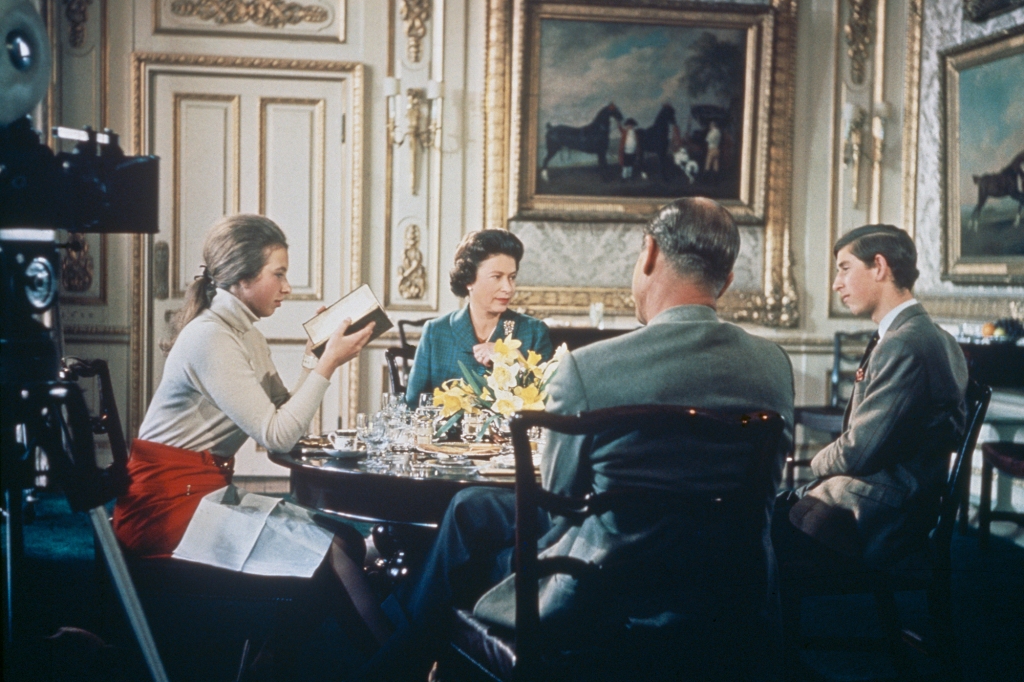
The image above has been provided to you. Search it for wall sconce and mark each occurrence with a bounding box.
[385,77,443,195]
[842,102,868,206]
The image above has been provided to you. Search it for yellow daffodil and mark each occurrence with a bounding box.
[492,336,523,364]
[486,361,519,392]
[435,380,472,417]
[522,349,545,378]
[491,389,524,417]
[514,384,545,410]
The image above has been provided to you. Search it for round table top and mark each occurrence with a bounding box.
[270,448,515,528]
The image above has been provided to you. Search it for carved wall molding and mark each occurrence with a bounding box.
[400,0,431,62]
[61,233,94,292]
[397,223,427,299]
[169,0,328,28]
[845,0,873,85]
[63,0,92,47]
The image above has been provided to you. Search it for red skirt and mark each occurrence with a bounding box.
[113,440,233,558]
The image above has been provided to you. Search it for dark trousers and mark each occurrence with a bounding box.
[360,487,549,681]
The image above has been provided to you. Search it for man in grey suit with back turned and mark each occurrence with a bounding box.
[774,224,968,574]
[363,197,794,681]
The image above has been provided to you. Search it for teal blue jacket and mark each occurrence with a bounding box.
[405,307,553,406]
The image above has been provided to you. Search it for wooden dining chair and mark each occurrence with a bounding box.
[786,330,875,488]
[781,379,991,681]
[398,317,434,350]
[384,345,417,396]
[438,404,786,682]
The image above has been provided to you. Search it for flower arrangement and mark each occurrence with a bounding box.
[433,337,567,438]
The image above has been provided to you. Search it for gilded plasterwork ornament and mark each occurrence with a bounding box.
[63,0,92,48]
[397,224,427,299]
[62,233,94,292]
[400,0,431,62]
[169,0,328,29]
[844,0,873,85]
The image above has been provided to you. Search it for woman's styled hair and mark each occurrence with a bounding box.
[161,214,288,353]
[449,229,524,297]
[833,224,919,291]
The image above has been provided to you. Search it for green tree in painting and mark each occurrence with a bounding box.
[682,32,745,124]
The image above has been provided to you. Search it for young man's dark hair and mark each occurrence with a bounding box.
[833,224,919,291]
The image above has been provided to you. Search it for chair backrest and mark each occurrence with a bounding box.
[934,379,991,561]
[828,330,876,408]
[506,405,785,676]
[397,317,433,349]
[384,346,417,396]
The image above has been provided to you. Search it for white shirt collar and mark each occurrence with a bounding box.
[877,298,917,340]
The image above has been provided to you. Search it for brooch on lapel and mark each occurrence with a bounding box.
[503,320,515,338]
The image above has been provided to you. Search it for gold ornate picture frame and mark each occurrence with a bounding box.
[484,0,799,327]
[941,26,1024,285]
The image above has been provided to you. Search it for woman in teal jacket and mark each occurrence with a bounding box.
[405,230,552,407]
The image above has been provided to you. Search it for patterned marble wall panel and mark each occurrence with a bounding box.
[153,0,345,42]
[260,98,326,300]
[513,222,764,293]
[911,0,1023,310]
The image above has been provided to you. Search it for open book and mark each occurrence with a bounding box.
[302,284,393,357]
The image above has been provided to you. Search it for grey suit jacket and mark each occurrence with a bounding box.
[474,305,795,642]
[790,304,968,567]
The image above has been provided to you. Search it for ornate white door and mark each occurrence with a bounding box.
[135,56,363,476]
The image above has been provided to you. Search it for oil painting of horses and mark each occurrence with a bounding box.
[531,18,748,202]
[955,49,1024,258]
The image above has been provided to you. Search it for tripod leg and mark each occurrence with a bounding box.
[88,508,169,682]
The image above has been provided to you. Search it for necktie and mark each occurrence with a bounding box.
[843,331,880,430]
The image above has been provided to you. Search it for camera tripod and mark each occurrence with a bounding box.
[1,232,168,682]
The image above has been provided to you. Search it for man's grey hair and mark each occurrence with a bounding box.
[643,197,740,291]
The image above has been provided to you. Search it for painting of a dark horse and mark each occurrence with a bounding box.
[633,104,682,182]
[540,103,623,182]
[970,149,1024,230]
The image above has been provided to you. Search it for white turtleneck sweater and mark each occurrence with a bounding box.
[139,289,329,457]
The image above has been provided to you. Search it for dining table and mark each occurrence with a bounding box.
[269,443,520,584]
[269,446,515,529]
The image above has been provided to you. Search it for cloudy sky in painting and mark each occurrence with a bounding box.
[535,19,745,163]
[957,51,1024,203]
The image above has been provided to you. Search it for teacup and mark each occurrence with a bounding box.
[328,431,355,451]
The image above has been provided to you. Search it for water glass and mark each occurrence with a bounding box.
[361,412,390,470]
[462,412,484,443]
[418,393,435,410]
[354,412,369,446]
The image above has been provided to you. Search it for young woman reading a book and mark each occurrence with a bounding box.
[405,229,553,407]
[113,214,392,653]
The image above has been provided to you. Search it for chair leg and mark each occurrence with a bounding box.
[979,459,993,549]
[929,590,963,682]
[873,590,913,679]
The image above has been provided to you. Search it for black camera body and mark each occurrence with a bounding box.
[1,116,159,234]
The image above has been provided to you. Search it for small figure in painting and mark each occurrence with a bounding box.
[673,146,699,184]
[704,120,722,174]
[618,118,639,180]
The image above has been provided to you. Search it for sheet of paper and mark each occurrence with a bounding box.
[172,486,280,571]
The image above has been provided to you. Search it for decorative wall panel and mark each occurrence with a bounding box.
[154,0,345,42]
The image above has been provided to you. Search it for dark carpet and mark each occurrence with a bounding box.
[3,491,1023,681]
